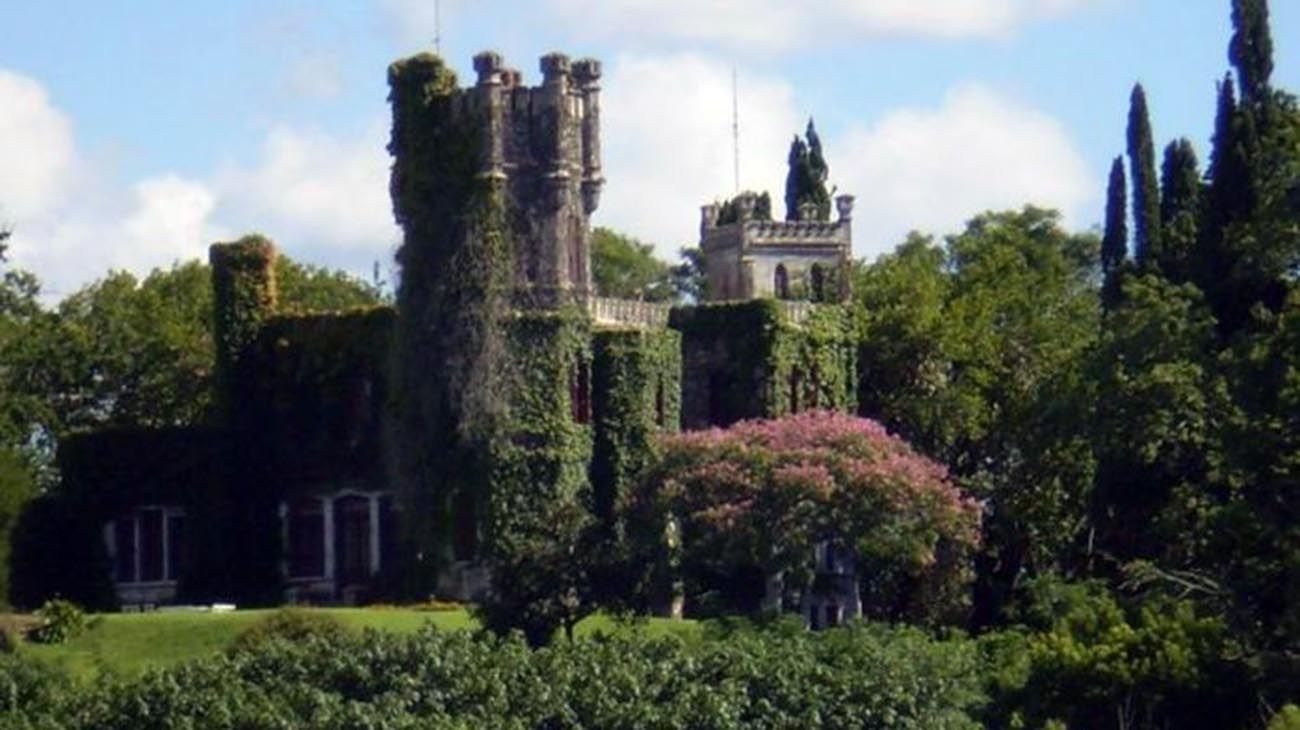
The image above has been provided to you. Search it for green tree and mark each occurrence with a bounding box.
[1128,84,1162,267]
[856,208,1101,626]
[670,246,707,303]
[1230,0,1274,104]
[1158,138,1203,282]
[1101,156,1128,306]
[784,120,831,222]
[590,228,673,301]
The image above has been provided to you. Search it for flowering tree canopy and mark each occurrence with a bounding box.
[627,411,981,623]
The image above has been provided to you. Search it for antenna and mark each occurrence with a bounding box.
[732,65,740,193]
[434,0,442,54]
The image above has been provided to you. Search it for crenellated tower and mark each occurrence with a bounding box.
[464,50,605,306]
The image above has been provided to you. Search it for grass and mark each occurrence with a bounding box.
[14,607,698,681]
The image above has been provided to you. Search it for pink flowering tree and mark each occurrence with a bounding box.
[625,411,981,624]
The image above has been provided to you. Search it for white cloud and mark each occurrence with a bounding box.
[213,121,398,259]
[0,69,76,222]
[544,0,1100,49]
[596,53,801,254]
[595,56,1092,260]
[835,84,1095,256]
[0,66,396,297]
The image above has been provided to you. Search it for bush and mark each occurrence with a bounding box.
[227,607,350,653]
[27,599,95,645]
[0,653,71,715]
[1271,706,1300,730]
[627,411,981,623]
[4,622,986,728]
[981,578,1253,730]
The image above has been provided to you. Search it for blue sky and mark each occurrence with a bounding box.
[2,0,1297,297]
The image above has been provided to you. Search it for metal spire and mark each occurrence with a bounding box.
[732,65,740,193]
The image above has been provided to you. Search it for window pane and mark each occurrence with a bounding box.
[166,514,186,581]
[288,501,325,578]
[114,518,136,583]
[139,509,164,582]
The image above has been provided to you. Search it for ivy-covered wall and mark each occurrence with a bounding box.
[11,428,224,609]
[488,310,594,549]
[670,300,856,429]
[387,53,509,587]
[240,307,395,494]
[210,236,277,420]
[591,327,682,529]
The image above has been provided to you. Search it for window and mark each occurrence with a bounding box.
[108,507,184,584]
[774,264,790,300]
[655,378,667,428]
[336,496,371,584]
[286,499,325,579]
[571,356,591,425]
[810,264,825,302]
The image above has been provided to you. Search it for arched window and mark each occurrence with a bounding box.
[810,264,825,302]
[774,264,790,300]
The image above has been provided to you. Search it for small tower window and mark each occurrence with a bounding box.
[655,378,667,428]
[571,357,591,425]
[774,265,790,300]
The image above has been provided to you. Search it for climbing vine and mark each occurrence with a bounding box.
[670,300,856,428]
[590,327,682,530]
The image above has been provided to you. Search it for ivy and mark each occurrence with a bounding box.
[670,300,857,428]
[210,235,276,421]
[590,327,682,530]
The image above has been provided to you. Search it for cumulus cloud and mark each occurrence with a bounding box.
[594,58,1091,260]
[544,0,1100,49]
[0,66,396,297]
[596,53,801,255]
[835,84,1095,255]
[0,70,76,222]
[213,121,398,261]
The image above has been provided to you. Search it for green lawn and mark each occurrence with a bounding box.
[18,607,698,680]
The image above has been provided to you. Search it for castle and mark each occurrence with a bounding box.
[24,51,859,612]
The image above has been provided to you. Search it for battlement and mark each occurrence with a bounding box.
[404,51,605,307]
[699,193,855,303]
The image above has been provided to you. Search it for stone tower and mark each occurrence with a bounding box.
[465,50,605,307]
[699,191,855,303]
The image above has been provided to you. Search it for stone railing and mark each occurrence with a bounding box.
[743,219,845,241]
[588,297,671,327]
[779,300,814,326]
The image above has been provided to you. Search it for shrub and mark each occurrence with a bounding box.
[2,622,987,728]
[0,653,71,716]
[27,599,95,645]
[1271,706,1300,730]
[227,607,350,653]
[627,411,981,623]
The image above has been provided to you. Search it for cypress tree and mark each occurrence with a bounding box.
[1127,84,1161,268]
[1102,157,1129,275]
[1230,0,1274,104]
[1101,156,1128,308]
[1204,75,1256,242]
[1158,138,1202,282]
[805,119,831,221]
[784,136,808,221]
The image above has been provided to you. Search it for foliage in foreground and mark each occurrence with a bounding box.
[0,623,983,730]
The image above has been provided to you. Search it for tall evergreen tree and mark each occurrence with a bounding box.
[784,120,832,222]
[1158,138,1202,282]
[1127,84,1162,268]
[784,136,808,222]
[1230,0,1274,104]
[1101,156,1128,307]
